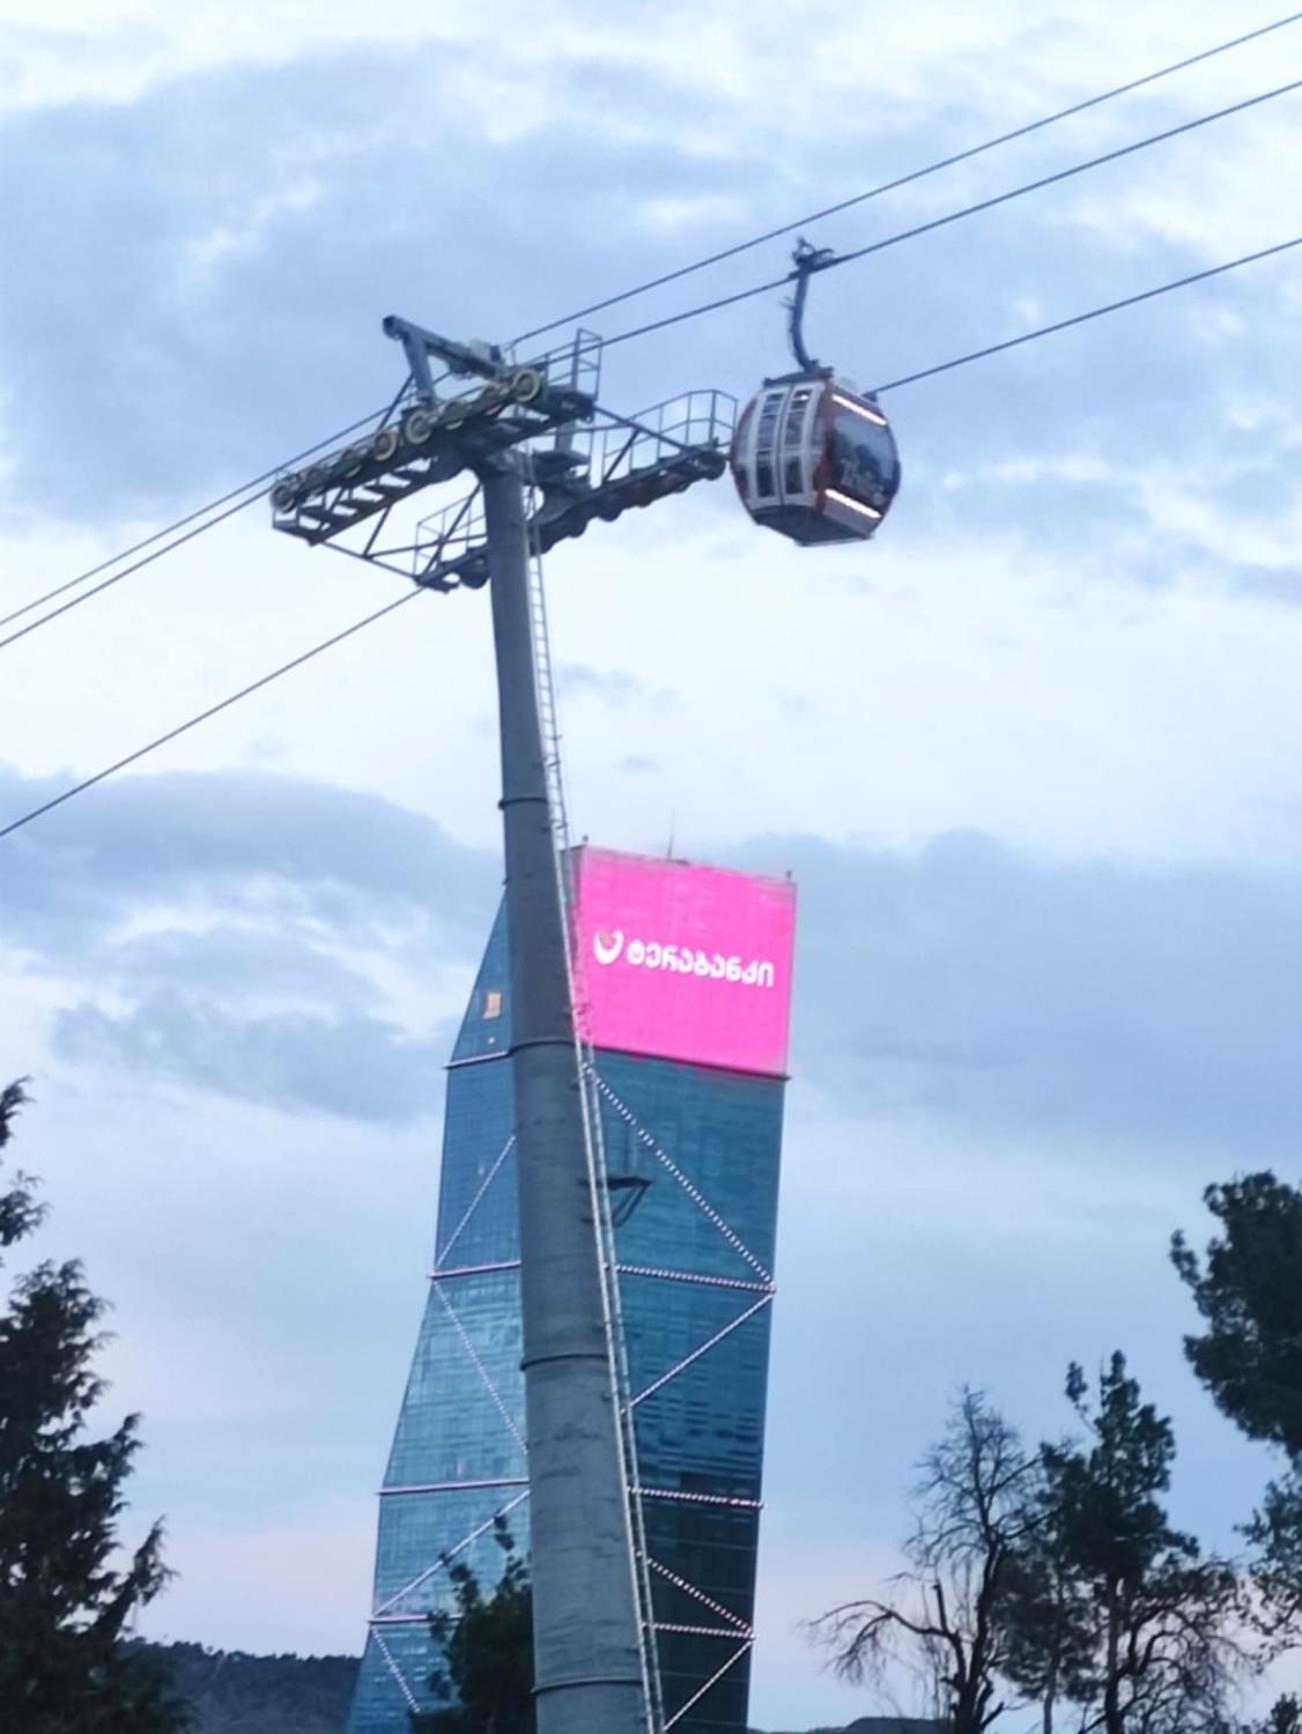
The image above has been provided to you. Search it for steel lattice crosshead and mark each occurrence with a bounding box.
[270,319,736,590]
[276,313,750,1734]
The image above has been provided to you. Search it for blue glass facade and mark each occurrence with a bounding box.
[349,893,786,1734]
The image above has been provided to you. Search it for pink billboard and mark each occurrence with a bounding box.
[572,847,796,1078]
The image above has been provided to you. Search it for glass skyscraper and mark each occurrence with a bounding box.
[349,849,794,1734]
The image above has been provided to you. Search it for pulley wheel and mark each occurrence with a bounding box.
[403,407,436,446]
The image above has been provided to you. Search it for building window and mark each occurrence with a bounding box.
[483,990,502,1020]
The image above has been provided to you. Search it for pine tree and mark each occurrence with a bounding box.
[1027,1354,1244,1734]
[1172,1174,1302,1459]
[998,1491,1095,1734]
[1173,1173,1302,1638]
[1248,1698,1302,1734]
[0,1079,189,1731]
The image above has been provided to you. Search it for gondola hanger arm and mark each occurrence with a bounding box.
[786,238,839,372]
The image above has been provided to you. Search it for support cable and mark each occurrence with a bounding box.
[1,228,1297,846]
[873,232,1302,393]
[0,587,425,842]
[0,493,264,654]
[512,9,1302,348]
[599,74,1302,353]
[8,22,1301,650]
[10,47,1297,651]
[0,407,392,639]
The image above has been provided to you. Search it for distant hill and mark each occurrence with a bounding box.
[845,1722,950,1732]
[136,1641,359,1732]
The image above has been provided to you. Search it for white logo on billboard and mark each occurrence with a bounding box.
[592,929,625,965]
[591,929,775,988]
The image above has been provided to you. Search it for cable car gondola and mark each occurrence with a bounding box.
[730,242,901,547]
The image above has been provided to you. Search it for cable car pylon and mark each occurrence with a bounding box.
[267,283,897,1731]
[272,318,736,1734]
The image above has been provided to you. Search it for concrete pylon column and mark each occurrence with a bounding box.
[480,457,647,1734]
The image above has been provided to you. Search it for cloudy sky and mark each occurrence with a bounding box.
[3,1,1302,1726]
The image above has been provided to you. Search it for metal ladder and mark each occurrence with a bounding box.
[522,448,665,1734]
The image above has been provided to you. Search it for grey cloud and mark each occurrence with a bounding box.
[9,761,1302,1152]
[1233,566,1302,607]
[908,408,1299,592]
[745,831,1302,1552]
[556,663,647,703]
[1,765,493,1120]
[918,466,1154,564]
[12,769,1299,1617]
[0,46,772,519]
[54,990,450,1125]
[3,22,1290,571]
[0,763,496,960]
[732,830,1302,1159]
[99,927,378,1007]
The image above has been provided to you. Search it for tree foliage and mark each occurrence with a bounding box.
[131,1642,358,1732]
[1244,1698,1302,1734]
[997,1476,1095,1734]
[411,1518,534,1734]
[817,1361,1251,1734]
[1174,1172,1302,1639]
[812,1389,1039,1734]
[1025,1354,1245,1734]
[1172,1174,1302,1459]
[0,1078,187,1732]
